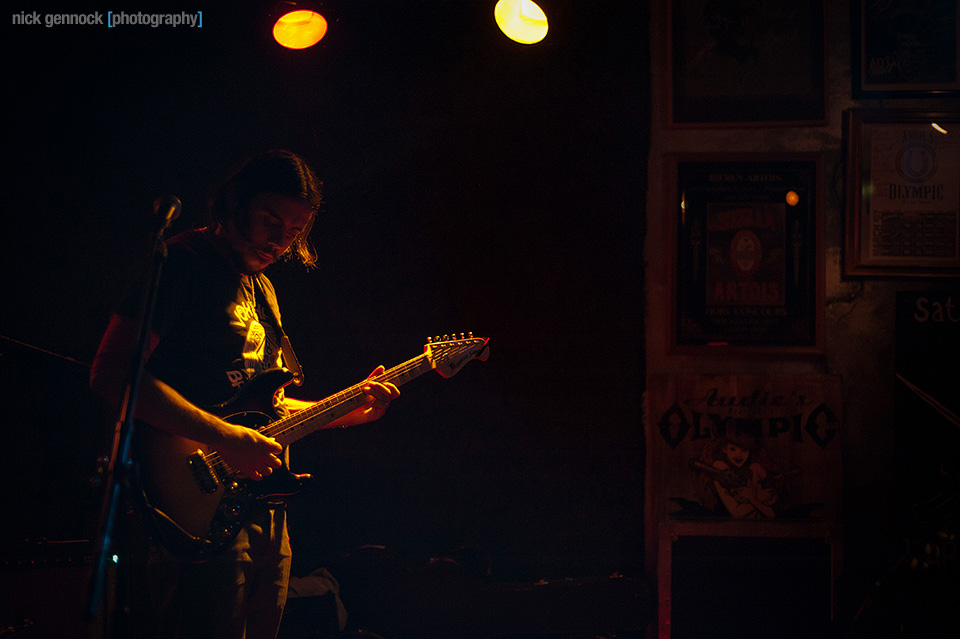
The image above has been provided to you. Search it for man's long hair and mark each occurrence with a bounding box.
[210,149,322,267]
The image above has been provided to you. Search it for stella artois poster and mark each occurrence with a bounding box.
[673,156,822,350]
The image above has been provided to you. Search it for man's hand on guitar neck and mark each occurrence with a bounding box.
[337,365,401,427]
[285,365,400,428]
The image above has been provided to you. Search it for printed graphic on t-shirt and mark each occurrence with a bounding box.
[225,297,283,388]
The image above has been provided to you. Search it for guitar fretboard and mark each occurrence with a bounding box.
[263,352,434,446]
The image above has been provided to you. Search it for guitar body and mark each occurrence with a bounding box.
[134,369,306,560]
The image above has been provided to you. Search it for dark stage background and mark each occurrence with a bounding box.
[3,1,649,585]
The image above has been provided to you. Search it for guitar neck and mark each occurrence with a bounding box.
[263,352,433,446]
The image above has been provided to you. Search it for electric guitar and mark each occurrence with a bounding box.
[134,334,489,560]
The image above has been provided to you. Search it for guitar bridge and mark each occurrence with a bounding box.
[187,450,221,494]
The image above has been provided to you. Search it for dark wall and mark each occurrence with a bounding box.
[4,1,649,582]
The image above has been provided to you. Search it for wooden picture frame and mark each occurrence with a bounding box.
[843,110,960,277]
[667,0,826,127]
[669,154,824,353]
[851,0,960,98]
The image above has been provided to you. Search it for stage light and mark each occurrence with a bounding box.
[931,122,948,134]
[273,5,327,50]
[785,191,800,206]
[495,0,548,44]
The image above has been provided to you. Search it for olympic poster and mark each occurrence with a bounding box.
[646,374,843,525]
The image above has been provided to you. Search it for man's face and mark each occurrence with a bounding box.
[223,192,313,274]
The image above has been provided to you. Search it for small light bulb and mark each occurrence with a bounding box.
[785,191,800,206]
[495,0,548,44]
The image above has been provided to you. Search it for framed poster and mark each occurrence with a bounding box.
[646,374,843,638]
[667,0,826,127]
[851,0,960,98]
[669,154,823,352]
[646,374,843,524]
[844,110,960,277]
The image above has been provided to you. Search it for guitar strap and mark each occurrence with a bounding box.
[254,274,305,386]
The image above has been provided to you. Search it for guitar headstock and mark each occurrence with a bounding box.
[424,333,490,378]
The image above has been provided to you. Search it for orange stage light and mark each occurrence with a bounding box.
[273,8,327,50]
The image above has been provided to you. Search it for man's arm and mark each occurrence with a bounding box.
[89,315,283,480]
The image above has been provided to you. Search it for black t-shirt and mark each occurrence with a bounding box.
[136,227,286,408]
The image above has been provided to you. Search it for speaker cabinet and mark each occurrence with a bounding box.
[657,522,840,639]
[1,543,111,639]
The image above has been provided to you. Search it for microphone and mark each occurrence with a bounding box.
[153,195,181,232]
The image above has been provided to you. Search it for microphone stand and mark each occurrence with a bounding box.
[85,197,180,635]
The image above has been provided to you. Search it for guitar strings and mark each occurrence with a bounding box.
[202,341,476,478]
[202,351,436,476]
[265,353,430,439]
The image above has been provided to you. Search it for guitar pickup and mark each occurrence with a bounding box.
[187,450,221,494]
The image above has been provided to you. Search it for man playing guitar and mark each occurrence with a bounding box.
[90,150,400,639]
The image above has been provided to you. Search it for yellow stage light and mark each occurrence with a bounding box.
[495,0,548,45]
[786,191,800,206]
[273,8,327,50]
